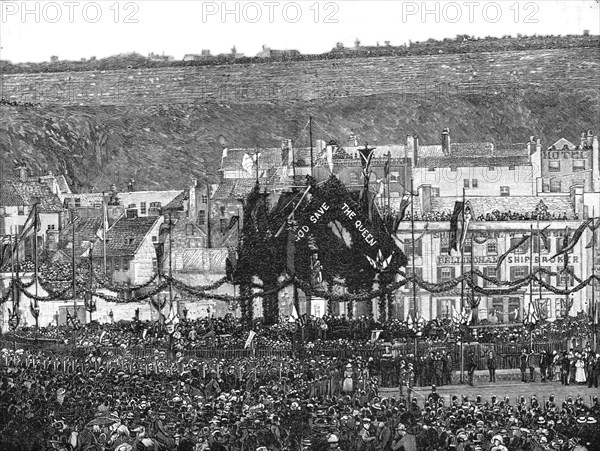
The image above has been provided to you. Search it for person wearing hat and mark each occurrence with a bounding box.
[486,351,497,383]
[490,434,508,451]
[357,418,376,451]
[467,351,477,386]
[391,423,416,451]
[327,433,341,450]
[376,420,391,451]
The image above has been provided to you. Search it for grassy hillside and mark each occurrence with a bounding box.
[1,88,598,192]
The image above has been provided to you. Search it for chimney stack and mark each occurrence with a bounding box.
[587,130,593,147]
[441,128,451,156]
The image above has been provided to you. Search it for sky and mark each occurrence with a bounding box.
[1,0,599,63]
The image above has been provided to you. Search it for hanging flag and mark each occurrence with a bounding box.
[244,330,256,349]
[1,236,13,269]
[326,145,334,174]
[398,194,411,221]
[96,195,109,240]
[548,220,593,260]
[370,330,383,343]
[496,234,531,270]
[449,201,464,255]
[19,203,40,242]
[358,144,376,177]
[458,201,472,252]
[289,305,299,323]
[585,218,600,248]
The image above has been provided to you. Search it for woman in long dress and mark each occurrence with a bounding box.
[575,353,586,384]
[342,363,354,393]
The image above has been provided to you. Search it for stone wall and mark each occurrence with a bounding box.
[1,48,598,106]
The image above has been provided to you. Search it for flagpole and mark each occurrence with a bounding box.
[102,191,107,275]
[460,187,466,384]
[537,218,543,310]
[410,178,419,357]
[309,115,314,178]
[529,224,534,324]
[72,209,77,346]
[387,152,391,214]
[33,204,39,330]
[593,207,597,352]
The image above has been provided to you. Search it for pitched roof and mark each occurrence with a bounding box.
[163,189,189,211]
[61,193,104,207]
[0,181,26,207]
[417,142,529,168]
[0,180,64,212]
[548,138,576,150]
[91,216,160,258]
[59,217,102,257]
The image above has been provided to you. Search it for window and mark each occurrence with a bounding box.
[93,203,101,208]
[509,165,515,171]
[152,258,158,271]
[550,180,562,192]
[486,239,497,254]
[47,224,56,230]
[74,198,81,207]
[471,179,478,188]
[463,237,472,254]
[489,166,495,171]
[483,267,498,287]
[220,218,228,233]
[491,298,504,323]
[437,299,454,319]
[428,167,435,172]
[500,186,510,196]
[440,234,449,254]
[542,179,550,193]
[186,224,196,236]
[150,202,162,209]
[152,236,157,242]
[18,206,25,215]
[128,203,136,209]
[532,235,549,253]
[201,195,208,204]
[198,211,206,226]
[558,266,574,287]
[220,206,226,216]
[188,238,204,248]
[127,238,135,245]
[555,298,566,319]
[438,267,455,283]
[348,172,359,185]
[510,266,528,280]
[123,259,130,271]
[548,161,560,172]
[450,167,457,172]
[431,187,440,197]
[464,179,470,188]
[508,297,521,322]
[573,160,586,171]
[511,237,529,254]
[140,202,147,215]
[405,239,422,257]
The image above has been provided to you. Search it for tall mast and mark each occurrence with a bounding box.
[593,207,597,351]
[537,218,542,309]
[72,209,77,343]
[460,187,465,311]
[529,223,534,320]
[309,115,314,178]
[169,212,175,314]
[33,204,39,329]
[410,179,416,316]
[102,191,107,274]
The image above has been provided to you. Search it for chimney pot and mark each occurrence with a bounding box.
[441,128,451,155]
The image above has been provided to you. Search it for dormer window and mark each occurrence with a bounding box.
[128,238,135,245]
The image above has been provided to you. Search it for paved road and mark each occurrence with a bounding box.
[381,380,600,405]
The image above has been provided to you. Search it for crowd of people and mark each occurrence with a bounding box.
[405,210,573,223]
[2,343,600,451]
[0,97,41,107]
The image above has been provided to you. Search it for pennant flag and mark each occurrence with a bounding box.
[370,330,383,343]
[523,302,538,326]
[458,201,472,252]
[586,218,600,249]
[244,330,256,349]
[449,201,464,254]
[496,234,531,270]
[398,194,411,221]
[20,203,40,241]
[29,302,39,319]
[406,312,414,328]
[289,304,299,323]
[451,305,461,324]
[223,215,240,235]
[548,220,593,260]
[299,313,307,327]
[358,144,376,176]
[96,195,109,240]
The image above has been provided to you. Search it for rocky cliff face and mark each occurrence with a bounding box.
[0,47,598,191]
